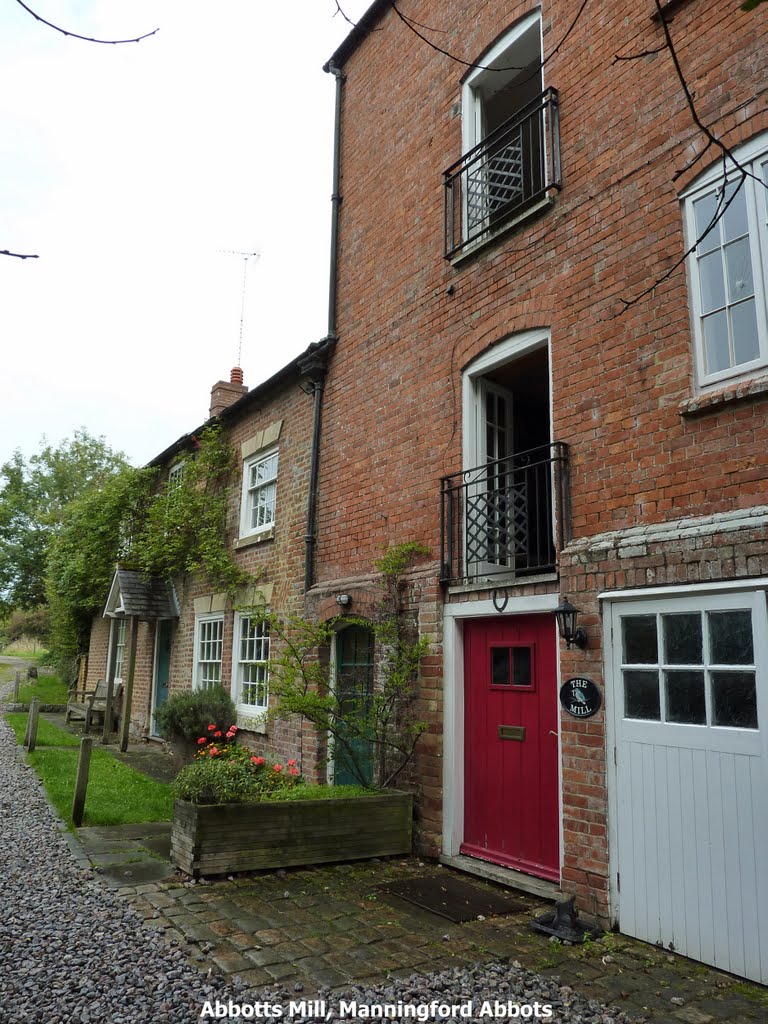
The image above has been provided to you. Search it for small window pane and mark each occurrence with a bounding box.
[491,648,510,685]
[624,670,661,720]
[712,671,758,729]
[725,238,754,302]
[665,670,706,725]
[703,310,730,373]
[698,251,726,314]
[512,647,532,686]
[622,616,658,664]
[722,181,749,242]
[694,192,721,254]
[663,613,702,665]
[709,610,753,664]
[731,300,760,366]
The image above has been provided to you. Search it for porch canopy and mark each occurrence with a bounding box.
[103,568,179,621]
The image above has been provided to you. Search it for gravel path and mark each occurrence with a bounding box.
[0,678,637,1024]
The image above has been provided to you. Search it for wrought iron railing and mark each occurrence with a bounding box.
[443,88,561,259]
[440,442,570,585]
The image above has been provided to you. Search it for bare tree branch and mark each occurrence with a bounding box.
[13,0,158,45]
[0,249,39,260]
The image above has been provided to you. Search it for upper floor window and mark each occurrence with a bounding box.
[444,11,561,258]
[167,461,185,492]
[239,448,278,540]
[683,134,768,387]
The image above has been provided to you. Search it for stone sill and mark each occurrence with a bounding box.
[446,571,558,596]
[679,375,768,417]
[233,527,275,550]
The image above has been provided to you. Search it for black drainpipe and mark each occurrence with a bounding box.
[300,60,344,593]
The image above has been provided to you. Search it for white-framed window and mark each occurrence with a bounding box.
[167,461,185,492]
[683,133,768,387]
[194,614,224,690]
[614,591,764,730]
[232,613,270,710]
[108,617,127,684]
[239,448,278,539]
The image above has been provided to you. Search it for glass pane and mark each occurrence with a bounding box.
[709,610,754,664]
[722,181,749,242]
[624,670,661,720]
[703,310,730,373]
[663,613,702,665]
[622,616,658,664]
[725,238,754,302]
[491,647,510,685]
[694,192,721,254]
[731,300,760,366]
[665,670,706,724]
[512,647,532,686]
[698,251,726,314]
[712,671,758,729]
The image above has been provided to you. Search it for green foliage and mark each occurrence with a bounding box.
[0,605,50,648]
[45,465,154,672]
[0,430,128,612]
[263,543,430,789]
[154,685,236,744]
[132,425,250,592]
[174,751,303,804]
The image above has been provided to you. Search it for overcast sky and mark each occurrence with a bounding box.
[0,0,369,469]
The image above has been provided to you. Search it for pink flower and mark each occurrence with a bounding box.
[213,730,222,738]
[229,725,238,733]
[273,764,283,773]
[287,759,297,767]
[226,730,236,740]
[251,756,265,766]
[207,724,216,732]
[288,767,299,776]
[209,746,219,757]
[197,737,207,745]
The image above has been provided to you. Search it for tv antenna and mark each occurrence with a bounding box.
[218,249,260,365]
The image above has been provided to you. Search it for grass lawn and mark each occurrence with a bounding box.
[4,712,80,747]
[4,713,173,826]
[17,673,68,705]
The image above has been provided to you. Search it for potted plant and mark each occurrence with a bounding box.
[170,732,413,876]
[155,685,237,770]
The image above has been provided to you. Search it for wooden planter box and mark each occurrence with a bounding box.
[171,791,413,877]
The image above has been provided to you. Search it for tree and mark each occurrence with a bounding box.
[0,429,128,611]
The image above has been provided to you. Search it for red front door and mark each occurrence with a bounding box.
[462,614,560,881]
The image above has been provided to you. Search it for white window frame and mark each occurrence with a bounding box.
[231,612,270,714]
[107,617,127,685]
[167,461,185,491]
[239,447,279,540]
[683,133,768,388]
[194,613,224,690]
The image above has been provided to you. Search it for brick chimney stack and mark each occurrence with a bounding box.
[210,367,248,418]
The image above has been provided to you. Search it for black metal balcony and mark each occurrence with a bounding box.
[440,442,570,585]
[443,88,561,259]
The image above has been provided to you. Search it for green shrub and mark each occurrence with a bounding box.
[174,750,303,804]
[154,686,236,743]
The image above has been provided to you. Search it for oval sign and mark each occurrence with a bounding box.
[560,676,602,719]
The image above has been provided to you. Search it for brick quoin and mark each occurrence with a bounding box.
[310,0,768,933]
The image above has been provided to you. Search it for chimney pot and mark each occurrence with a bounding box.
[231,366,244,385]
[210,367,247,418]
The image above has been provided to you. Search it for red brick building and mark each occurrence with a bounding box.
[86,342,332,772]
[308,0,768,982]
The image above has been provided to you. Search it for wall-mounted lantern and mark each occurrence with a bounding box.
[554,597,587,650]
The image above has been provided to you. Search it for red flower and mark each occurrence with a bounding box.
[251,756,265,766]
[288,767,299,776]
[214,730,223,738]
[229,725,238,733]
[226,730,236,740]
[273,764,283,773]
[287,759,297,767]
[209,746,219,757]
[207,724,216,732]
[197,737,207,745]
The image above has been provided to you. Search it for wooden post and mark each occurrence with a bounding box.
[13,670,20,702]
[72,737,93,827]
[119,616,139,754]
[101,677,115,745]
[26,697,40,752]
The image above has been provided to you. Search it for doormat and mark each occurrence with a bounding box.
[377,875,529,923]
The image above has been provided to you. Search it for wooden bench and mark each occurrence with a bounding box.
[66,680,123,733]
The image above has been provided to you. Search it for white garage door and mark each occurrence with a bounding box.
[608,589,768,983]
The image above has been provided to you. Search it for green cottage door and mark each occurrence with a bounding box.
[334,625,375,786]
